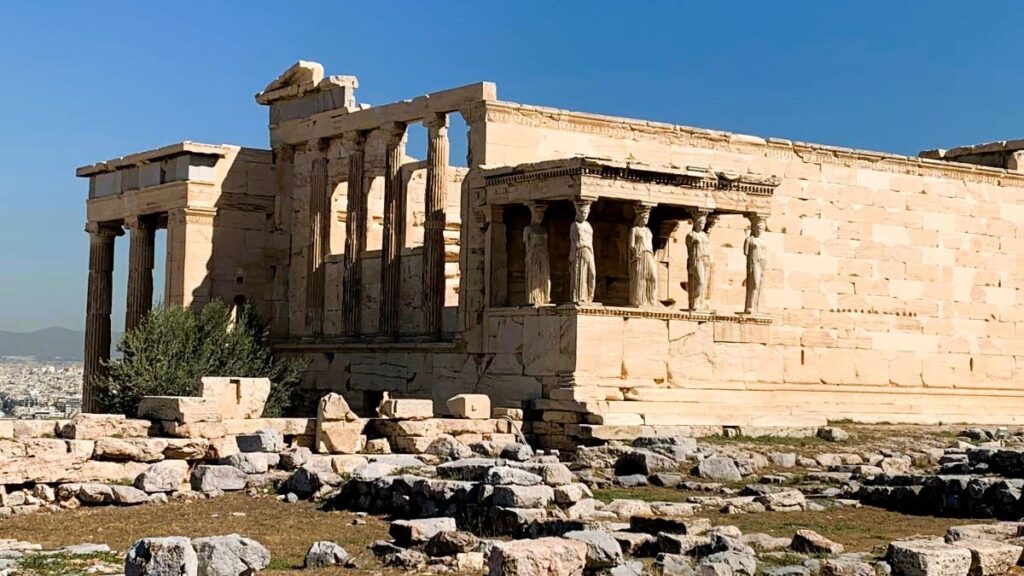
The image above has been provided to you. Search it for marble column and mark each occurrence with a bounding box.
[341,131,367,335]
[124,215,156,332]
[423,113,449,338]
[305,140,330,337]
[82,222,122,413]
[379,122,406,338]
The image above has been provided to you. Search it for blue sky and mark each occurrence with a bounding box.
[0,1,1020,332]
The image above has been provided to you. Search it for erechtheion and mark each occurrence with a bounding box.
[78,61,1024,447]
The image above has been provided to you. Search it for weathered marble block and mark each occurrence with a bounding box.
[446,394,491,420]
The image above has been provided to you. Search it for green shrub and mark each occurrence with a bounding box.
[94,301,307,417]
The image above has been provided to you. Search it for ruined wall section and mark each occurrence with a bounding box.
[476,101,1024,426]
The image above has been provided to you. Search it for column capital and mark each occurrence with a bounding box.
[307,137,330,155]
[85,221,124,238]
[341,130,367,152]
[274,144,295,163]
[424,112,449,131]
[123,214,157,231]
[169,206,217,225]
[382,121,407,146]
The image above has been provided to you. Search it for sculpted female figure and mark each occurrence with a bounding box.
[685,210,712,312]
[629,205,658,308]
[743,215,768,314]
[523,203,551,306]
[568,200,596,304]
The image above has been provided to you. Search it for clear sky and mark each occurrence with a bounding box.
[0,1,1020,332]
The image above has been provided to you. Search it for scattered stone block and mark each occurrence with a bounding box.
[190,465,247,492]
[955,539,1023,576]
[792,530,844,554]
[425,530,479,557]
[304,541,348,568]
[138,396,220,423]
[887,539,972,576]
[110,485,150,506]
[315,420,365,454]
[492,485,555,508]
[94,437,168,462]
[378,398,434,420]
[192,534,270,576]
[630,516,712,536]
[487,537,587,576]
[125,537,197,576]
[697,457,743,482]
[62,414,150,440]
[135,460,189,493]
[200,377,271,419]
[565,530,624,569]
[163,438,210,460]
[317,392,358,421]
[486,466,543,486]
[447,394,490,419]
[236,429,284,453]
[390,517,458,546]
[162,421,228,440]
[818,427,850,442]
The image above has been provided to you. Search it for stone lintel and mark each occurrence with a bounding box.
[269,81,497,147]
[76,142,237,177]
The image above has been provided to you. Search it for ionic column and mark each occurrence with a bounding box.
[82,222,123,413]
[341,131,367,335]
[379,122,407,338]
[422,113,449,338]
[124,216,156,332]
[305,139,330,337]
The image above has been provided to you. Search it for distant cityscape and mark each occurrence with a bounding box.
[0,357,83,418]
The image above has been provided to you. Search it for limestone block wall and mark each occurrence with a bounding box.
[468,100,1024,426]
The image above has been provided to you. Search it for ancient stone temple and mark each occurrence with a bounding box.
[78,61,1024,444]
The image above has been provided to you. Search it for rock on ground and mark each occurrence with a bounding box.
[190,466,247,493]
[954,539,1023,576]
[487,537,587,576]
[887,539,972,576]
[697,457,743,482]
[792,530,845,554]
[390,517,458,546]
[304,541,348,568]
[564,529,624,569]
[192,535,270,576]
[135,460,189,493]
[125,537,198,576]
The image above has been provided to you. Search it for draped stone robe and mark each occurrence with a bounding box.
[523,223,551,306]
[569,220,596,304]
[629,224,657,307]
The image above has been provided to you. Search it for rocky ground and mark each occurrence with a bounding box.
[2,423,1024,575]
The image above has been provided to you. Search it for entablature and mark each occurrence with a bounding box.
[479,157,779,215]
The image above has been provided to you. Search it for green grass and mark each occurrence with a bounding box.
[18,551,123,576]
[592,486,693,503]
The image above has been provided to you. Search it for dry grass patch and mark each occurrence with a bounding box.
[2,493,404,574]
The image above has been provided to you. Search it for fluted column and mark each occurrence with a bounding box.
[423,113,449,338]
[341,131,367,334]
[124,216,156,332]
[82,222,123,413]
[379,122,407,338]
[305,140,330,337]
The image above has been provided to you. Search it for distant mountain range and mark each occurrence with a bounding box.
[0,327,118,362]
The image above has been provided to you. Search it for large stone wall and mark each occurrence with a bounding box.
[465,100,1024,428]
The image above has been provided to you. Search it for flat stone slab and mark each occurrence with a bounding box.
[888,539,972,576]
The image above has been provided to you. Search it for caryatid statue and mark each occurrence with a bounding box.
[523,203,551,306]
[629,204,658,308]
[743,214,768,314]
[568,200,596,304]
[685,209,713,312]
